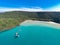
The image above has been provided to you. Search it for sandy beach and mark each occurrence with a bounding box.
[20,20,60,29]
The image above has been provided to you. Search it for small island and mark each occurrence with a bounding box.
[0,11,60,32]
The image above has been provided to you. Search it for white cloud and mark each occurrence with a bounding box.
[0,4,60,12]
[0,7,44,12]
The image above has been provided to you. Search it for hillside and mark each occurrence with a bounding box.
[0,11,60,31]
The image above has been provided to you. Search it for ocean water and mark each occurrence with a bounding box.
[0,24,60,45]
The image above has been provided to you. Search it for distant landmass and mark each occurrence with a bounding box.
[0,11,60,31]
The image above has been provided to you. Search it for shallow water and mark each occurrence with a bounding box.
[0,25,60,45]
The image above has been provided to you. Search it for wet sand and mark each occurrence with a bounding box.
[20,20,60,29]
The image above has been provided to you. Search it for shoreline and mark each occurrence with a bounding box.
[0,25,20,32]
[0,20,60,32]
[20,20,60,29]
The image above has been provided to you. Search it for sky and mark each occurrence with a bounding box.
[0,0,60,12]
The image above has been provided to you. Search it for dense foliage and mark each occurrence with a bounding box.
[0,11,60,31]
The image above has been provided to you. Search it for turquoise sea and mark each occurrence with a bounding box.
[0,24,60,45]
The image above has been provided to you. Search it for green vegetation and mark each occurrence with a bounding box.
[0,11,60,31]
[0,18,20,31]
[0,11,38,31]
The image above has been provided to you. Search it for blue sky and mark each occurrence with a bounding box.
[0,0,60,12]
[0,0,60,8]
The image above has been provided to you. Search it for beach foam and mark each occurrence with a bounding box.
[20,20,60,29]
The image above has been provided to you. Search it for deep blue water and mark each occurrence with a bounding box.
[0,25,60,45]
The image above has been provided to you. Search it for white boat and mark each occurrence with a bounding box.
[15,32,19,38]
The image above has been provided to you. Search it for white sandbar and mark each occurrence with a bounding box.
[20,20,60,29]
